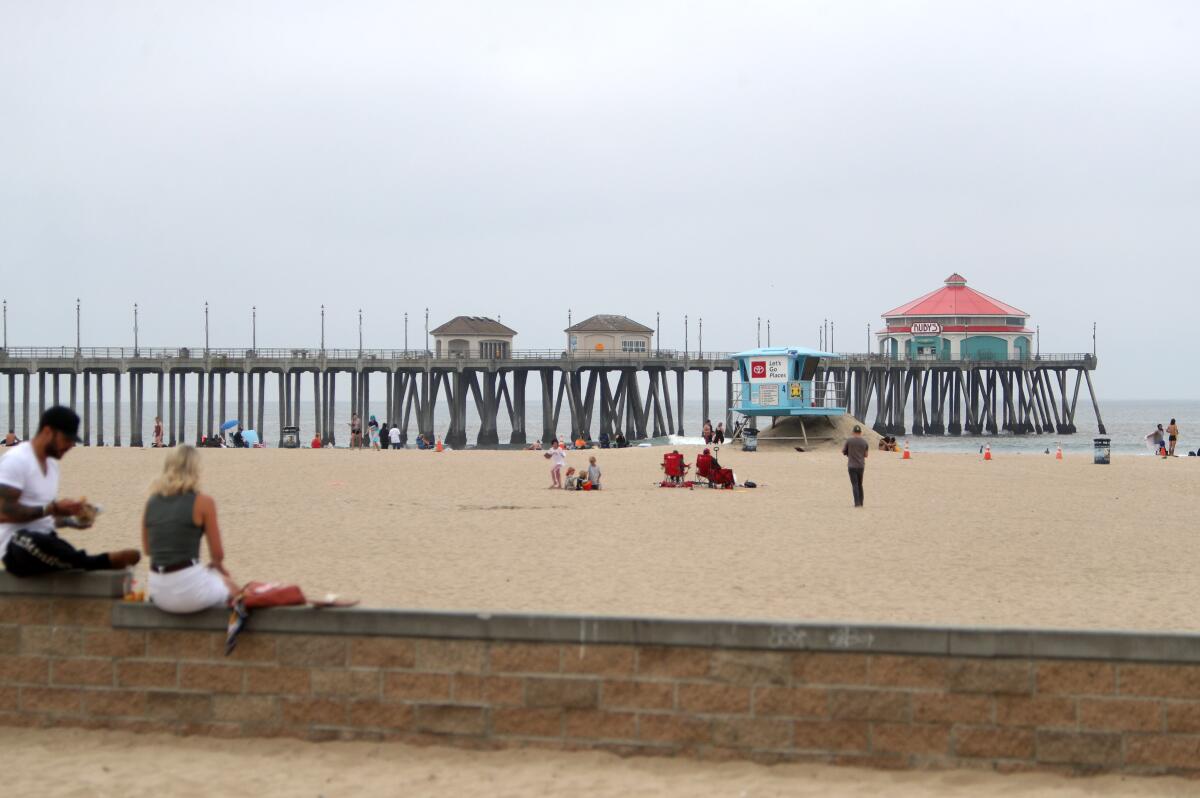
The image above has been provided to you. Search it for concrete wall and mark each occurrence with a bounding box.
[3,573,1200,775]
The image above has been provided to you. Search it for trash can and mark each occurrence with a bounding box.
[281,426,300,449]
[1093,437,1111,465]
[742,427,759,452]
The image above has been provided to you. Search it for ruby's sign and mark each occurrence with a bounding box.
[910,322,943,335]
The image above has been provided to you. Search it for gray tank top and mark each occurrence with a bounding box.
[145,493,203,567]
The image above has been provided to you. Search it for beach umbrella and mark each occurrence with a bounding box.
[221,419,240,431]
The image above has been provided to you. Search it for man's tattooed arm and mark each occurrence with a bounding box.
[0,485,49,524]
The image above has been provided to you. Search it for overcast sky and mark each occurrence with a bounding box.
[2,1,1197,399]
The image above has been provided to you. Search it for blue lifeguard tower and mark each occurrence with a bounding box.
[731,347,847,448]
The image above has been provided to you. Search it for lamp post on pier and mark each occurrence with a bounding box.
[358,309,363,356]
[656,311,660,355]
[830,321,834,352]
[133,303,139,356]
[404,311,408,351]
[75,298,81,353]
[1036,324,1040,357]
[2,299,6,351]
[320,305,325,353]
[251,306,256,351]
[698,317,703,359]
[1092,322,1096,356]
[767,319,771,347]
[424,307,429,354]
[684,315,688,358]
[756,317,761,347]
[204,302,209,354]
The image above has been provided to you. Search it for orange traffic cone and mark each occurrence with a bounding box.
[983,444,992,461]
[902,441,911,460]
[1055,445,1063,460]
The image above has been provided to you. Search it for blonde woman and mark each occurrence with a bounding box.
[142,446,238,613]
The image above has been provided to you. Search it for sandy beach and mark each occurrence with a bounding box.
[5,726,1196,797]
[47,444,1200,631]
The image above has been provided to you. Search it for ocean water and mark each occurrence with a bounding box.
[1,392,1192,455]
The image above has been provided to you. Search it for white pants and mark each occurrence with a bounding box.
[149,563,230,614]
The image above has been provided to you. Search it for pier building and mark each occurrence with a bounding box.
[877,274,1033,361]
[431,316,516,359]
[566,315,654,353]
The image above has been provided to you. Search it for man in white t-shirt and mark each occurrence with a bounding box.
[388,424,401,449]
[0,407,141,577]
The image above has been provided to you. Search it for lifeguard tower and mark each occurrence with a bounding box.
[730,347,847,448]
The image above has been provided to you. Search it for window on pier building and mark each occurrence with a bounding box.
[621,339,647,353]
[570,335,578,351]
[479,341,509,359]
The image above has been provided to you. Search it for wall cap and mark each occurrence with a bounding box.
[110,602,1200,663]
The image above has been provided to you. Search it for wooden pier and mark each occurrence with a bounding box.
[0,347,1103,447]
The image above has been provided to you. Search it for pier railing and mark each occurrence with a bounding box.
[0,346,738,363]
[0,347,1091,366]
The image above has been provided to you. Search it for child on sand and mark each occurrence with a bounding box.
[546,442,566,488]
[587,456,602,490]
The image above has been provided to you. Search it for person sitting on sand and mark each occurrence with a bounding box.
[4,430,19,447]
[563,466,579,490]
[713,423,725,444]
[574,436,586,450]
[587,456,601,490]
[614,431,628,448]
[142,445,239,613]
[0,407,141,577]
[310,433,322,449]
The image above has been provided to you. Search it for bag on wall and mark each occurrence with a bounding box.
[241,581,307,609]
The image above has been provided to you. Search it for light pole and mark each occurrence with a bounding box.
[867,323,871,355]
[358,308,363,355]
[830,321,834,352]
[684,315,688,357]
[424,307,429,354]
[2,299,5,350]
[767,319,771,347]
[1092,322,1096,356]
[756,317,761,347]
[251,306,256,351]
[320,305,325,352]
[404,312,408,352]
[75,298,81,353]
[204,301,209,354]
[133,303,139,356]
[699,317,703,358]
[656,311,660,355]
[1036,324,1040,357]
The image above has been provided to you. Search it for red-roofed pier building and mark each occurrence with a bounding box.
[877,274,1032,361]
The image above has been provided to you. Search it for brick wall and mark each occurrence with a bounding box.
[2,579,1200,776]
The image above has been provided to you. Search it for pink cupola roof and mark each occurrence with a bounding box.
[882,275,1027,318]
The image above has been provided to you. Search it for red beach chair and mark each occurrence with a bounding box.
[660,451,690,486]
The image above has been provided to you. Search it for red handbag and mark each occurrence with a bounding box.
[241,581,307,609]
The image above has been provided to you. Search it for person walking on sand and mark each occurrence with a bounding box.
[1167,418,1180,457]
[388,423,401,450]
[350,414,362,449]
[546,442,566,488]
[841,424,869,508]
[587,455,602,490]
[0,407,141,576]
